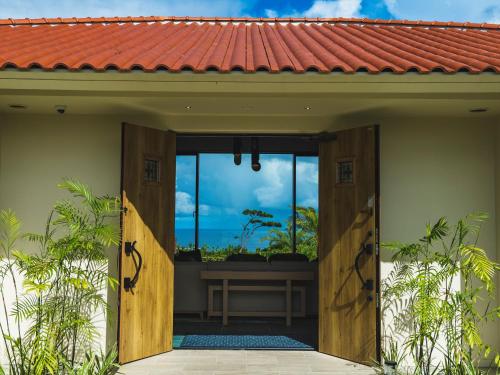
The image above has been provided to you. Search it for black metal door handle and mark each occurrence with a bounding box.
[124,241,142,291]
[354,232,374,297]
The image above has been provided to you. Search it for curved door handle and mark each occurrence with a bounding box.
[124,241,143,291]
[354,232,374,301]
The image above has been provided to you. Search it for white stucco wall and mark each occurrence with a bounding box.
[0,114,122,364]
[0,113,498,365]
[379,117,499,365]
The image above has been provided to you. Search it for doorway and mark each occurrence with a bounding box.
[118,124,380,365]
[173,136,319,350]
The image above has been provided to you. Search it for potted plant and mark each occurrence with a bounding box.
[382,338,400,375]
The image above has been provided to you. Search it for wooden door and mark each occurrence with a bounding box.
[318,126,379,364]
[118,123,176,364]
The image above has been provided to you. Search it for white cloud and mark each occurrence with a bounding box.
[296,160,318,208]
[199,204,211,216]
[254,158,292,208]
[176,191,213,216]
[264,9,278,18]
[266,0,363,19]
[297,161,318,185]
[303,0,362,18]
[300,197,318,207]
[175,191,194,215]
[383,0,500,23]
[0,0,251,19]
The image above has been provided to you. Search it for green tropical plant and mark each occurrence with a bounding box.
[0,180,120,375]
[382,213,500,374]
[237,209,281,253]
[265,219,294,251]
[295,206,318,260]
[175,206,318,262]
[262,206,318,260]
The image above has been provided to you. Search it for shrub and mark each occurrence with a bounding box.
[0,180,120,375]
[381,214,500,374]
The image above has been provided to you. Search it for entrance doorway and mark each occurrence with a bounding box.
[173,136,319,351]
[118,124,380,365]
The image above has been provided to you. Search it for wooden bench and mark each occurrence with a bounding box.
[200,270,314,326]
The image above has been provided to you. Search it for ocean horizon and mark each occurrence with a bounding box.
[175,228,277,251]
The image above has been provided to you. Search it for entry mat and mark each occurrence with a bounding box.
[174,335,314,350]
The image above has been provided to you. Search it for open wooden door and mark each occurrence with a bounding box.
[318,126,379,364]
[118,123,176,364]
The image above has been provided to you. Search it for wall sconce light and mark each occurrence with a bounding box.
[233,137,242,166]
[251,137,261,172]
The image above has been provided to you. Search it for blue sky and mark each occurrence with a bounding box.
[175,155,318,234]
[1,0,499,23]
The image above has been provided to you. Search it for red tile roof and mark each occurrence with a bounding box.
[0,16,499,74]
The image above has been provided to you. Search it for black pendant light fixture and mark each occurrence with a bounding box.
[251,137,261,172]
[233,137,242,165]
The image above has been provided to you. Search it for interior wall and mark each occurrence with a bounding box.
[0,113,122,355]
[379,116,499,360]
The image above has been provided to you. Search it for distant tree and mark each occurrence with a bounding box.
[238,209,281,253]
[296,206,318,259]
[265,219,293,251]
[262,206,318,260]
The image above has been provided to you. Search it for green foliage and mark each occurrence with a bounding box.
[63,347,119,375]
[201,244,242,262]
[176,206,318,262]
[238,209,281,253]
[296,206,318,260]
[0,179,120,375]
[381,213,500,374]
[262,206,318,261]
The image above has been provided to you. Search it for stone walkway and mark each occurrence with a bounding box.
[119,350,376,375]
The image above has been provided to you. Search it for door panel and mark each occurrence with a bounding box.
[119,123,176,364]
[318,126,378,364]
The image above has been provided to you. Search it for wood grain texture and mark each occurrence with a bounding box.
[118,123,176,364]
[318,126,378,365]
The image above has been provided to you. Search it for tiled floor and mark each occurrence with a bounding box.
[119,350,377,375]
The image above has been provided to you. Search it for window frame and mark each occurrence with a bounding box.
[176,135,319,254]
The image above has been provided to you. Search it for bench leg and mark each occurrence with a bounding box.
[208,285,214,319]
[223,279,228,326]
[286,279,292,327]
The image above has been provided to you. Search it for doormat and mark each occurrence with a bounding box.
[173,335,314,350]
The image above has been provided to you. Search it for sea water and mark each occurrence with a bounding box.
[175,228,274,251]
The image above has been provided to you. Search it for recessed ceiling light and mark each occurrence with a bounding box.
[304,106,312,110]
[9,104,26,109]
[469,108,488,113]
[185,106,192,110]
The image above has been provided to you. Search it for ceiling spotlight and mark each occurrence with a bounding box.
[469,108,488,113]
[54,105,66,114]
[304,106,312,110]
[9,104,26,110]
[233,137,242,166]
[185,106,192,110]
[251,137,261,172]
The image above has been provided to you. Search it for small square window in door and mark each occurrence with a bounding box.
[144,157,161,183]
[336,159,354,185]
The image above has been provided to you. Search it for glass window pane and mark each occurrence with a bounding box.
[175,155,196,251]
[198,154,293,257]
[296,156,319,260]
